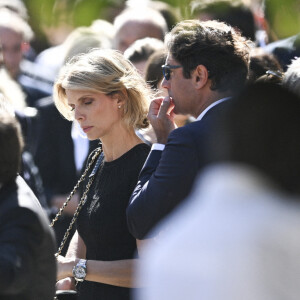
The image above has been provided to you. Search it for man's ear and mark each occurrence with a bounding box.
[192,65,209,89]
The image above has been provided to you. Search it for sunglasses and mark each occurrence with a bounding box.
[162,64,182,81]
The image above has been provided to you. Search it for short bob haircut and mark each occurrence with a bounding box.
[54,48,151,129]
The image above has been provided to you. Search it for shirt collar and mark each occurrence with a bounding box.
[196,97,230,121]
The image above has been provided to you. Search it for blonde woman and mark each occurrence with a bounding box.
[54,49,151,300]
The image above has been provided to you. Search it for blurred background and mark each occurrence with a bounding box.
[23,0,300,54]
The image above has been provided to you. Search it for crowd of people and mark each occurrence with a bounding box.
[1,0,300,299]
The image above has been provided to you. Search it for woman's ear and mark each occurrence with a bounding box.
[116,89,128,106]
[192,65,209,89]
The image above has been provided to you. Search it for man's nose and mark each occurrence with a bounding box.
[161,77,170,89]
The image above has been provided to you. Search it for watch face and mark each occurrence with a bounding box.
[74,266,86,279]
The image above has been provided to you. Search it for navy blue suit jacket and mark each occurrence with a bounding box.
[127,100,230,239]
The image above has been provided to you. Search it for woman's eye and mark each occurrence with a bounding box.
[84,100,93,105]
[70,107,75,111]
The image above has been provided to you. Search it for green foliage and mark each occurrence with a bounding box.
[265,0,300,39]
[22,0,300,51]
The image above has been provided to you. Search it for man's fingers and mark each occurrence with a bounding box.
[167,97,175,115]
[148,98,164,119]
[157,96,171,118]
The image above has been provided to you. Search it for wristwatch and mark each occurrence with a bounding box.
[72,259,87,282]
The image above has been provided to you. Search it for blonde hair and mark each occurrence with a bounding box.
[54,48,152,129]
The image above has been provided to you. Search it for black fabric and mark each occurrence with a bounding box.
[76,143,150,300]
[35,97,99,255]
[35,97,78,199]
[18,75,51,108]
[0,176,56,300]
[127,100,232,239]
[20,151,48,213]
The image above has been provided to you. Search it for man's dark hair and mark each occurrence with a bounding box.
[165,19,250,93]
[209,82,300,195]
[0,113,23,184]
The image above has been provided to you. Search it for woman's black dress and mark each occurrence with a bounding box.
[76,143,150,300]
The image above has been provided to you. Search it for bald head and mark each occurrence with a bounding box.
[113,7,167,53]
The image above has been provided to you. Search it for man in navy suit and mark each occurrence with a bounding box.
[127,19,251,239]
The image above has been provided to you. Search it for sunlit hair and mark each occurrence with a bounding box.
[0,8,34,42]
[54,48,152,129]
[0,0,28,21]
[113,6,168,40]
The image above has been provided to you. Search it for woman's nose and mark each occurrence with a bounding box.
[74,108,84,121]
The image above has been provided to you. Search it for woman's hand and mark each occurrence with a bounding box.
[56,255,77,281]
[56,277,76,291]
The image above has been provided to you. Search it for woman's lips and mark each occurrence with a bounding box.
[82,126,93,133]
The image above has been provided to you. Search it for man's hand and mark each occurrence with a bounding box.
[147,96,176,144]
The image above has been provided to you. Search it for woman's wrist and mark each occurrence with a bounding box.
[57,255,78,280]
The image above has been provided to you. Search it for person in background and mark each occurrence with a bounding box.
[113,6,168,53]
[145,0,181,32]
[135,82,300,300]
[35,20,115,86]
[0,46,47,211]
[263,0,300,71]
[126,19,251,240]
[0,0,37,61]
[54,49,152,300]
[0,104,56,300]
[248,47,283,83]
[190,0,257,43]
[0,8,50,107]
[124,37,165,77]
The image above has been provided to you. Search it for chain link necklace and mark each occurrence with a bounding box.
[50,147,103,257]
